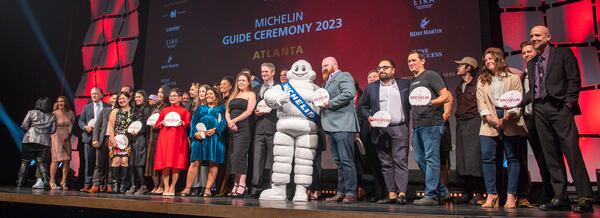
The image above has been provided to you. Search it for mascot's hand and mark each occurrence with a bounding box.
[264,88,288,109]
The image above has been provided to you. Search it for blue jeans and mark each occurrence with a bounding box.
[412,125,449,198]
[480,135,521,195]
[327,131,357,197]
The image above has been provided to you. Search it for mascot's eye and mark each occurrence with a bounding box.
[302,66,306,71]
[294,66,299,71]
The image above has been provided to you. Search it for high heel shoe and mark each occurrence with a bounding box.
[202,187,212,197]
[234,185,247,198]
[50,183,61,190]
[481,194,499,208]
[155,187,164,195]
[179,187,192,197]
[61,181,69,191]
[504,193,517,209]
[227,185,239,198]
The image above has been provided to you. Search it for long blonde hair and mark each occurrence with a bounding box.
[227,71,252,108]
[479,50,510,85]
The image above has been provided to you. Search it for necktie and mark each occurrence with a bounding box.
[261,84,270,98]
[535,56,545,99]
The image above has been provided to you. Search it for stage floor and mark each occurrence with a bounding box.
[0,187,597,217]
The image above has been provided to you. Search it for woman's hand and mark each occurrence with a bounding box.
[206,128,216,137]
[227,120,236,128]
[108,136,116,147]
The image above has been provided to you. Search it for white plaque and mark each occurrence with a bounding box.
[409,87,432,106]
[371,111,392,127]
[146,113,159,126]
[127,121,142,135]
[164,112,181,127]
[497,90,523,108]
[114,134,129,150]
[196,123,207,139]
[87,118,96,127]
[256,99,272,113]
[312,88,330,107]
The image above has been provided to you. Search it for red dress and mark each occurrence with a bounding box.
[153,105,191,170]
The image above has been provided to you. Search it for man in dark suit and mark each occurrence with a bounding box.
[88,94,117,193]
[523,25,594,213]
[249,62,279,198]
[320,57,360,204]
[359,59,411,205]
[77,87,110,191]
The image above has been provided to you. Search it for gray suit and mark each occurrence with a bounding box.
[321,71,359,132]
[320,71,359,197]
[91,107,112,186]
[78,101,109,185]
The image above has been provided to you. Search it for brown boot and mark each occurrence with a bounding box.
[87,185,100,193]
[79,184,91,192]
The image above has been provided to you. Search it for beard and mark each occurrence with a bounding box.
[322,71,331,81]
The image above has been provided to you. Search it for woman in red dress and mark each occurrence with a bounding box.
[153,88,191,196]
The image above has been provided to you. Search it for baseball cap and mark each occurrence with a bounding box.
[454,56,478,69]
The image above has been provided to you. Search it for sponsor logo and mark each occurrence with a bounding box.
[166,38,178,49]
[414,48,443,59]
[410,17,443,38]
[413,0,436,10]
[160,78,177,86]
[420,17,430,29]
[165,25,181,33]
[162,9,186,19]
[161,54,180,69]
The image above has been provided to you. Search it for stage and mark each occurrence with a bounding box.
[0,187,597,217]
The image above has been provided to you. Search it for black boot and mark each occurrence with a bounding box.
[120,167,129,194]
[16,160,30,188]
[110,167,120,194]
[37,160,50,190]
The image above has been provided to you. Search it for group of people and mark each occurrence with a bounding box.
[16,25,594,213]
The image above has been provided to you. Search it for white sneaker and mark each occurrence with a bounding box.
[32,178,44,189]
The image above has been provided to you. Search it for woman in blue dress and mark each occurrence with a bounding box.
[180,87,227,197]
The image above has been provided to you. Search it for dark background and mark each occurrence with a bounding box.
[0,0,500,186]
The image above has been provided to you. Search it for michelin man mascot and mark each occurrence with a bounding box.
[259,59,321,202]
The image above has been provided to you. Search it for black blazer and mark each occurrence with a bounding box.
[522,46,582,115]
[253,83,278,135]
[359,79,411,144]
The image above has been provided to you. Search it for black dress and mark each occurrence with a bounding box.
[227,98,251,175]
[132,106,151,167]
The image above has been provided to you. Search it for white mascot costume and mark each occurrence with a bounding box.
[259,59,321,202]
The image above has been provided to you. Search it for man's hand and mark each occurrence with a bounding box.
[254,109,265,116]
[85,126,93,133]
[92,140,99,148]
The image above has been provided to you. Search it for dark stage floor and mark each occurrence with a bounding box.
[0,187,598,217]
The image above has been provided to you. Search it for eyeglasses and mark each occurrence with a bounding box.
[376,66,393,71]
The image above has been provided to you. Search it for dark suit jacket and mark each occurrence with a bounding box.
[359,79,411,144]
[92,107,112,146]
[254,82,278,135]
[522,46,582,115]
[78,101,110,143]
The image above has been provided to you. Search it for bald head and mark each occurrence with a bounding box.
[321,56,339,76]
[530,25,551,50]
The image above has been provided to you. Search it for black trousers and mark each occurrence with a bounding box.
[517,114,554,201]
[533,101,593,200]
